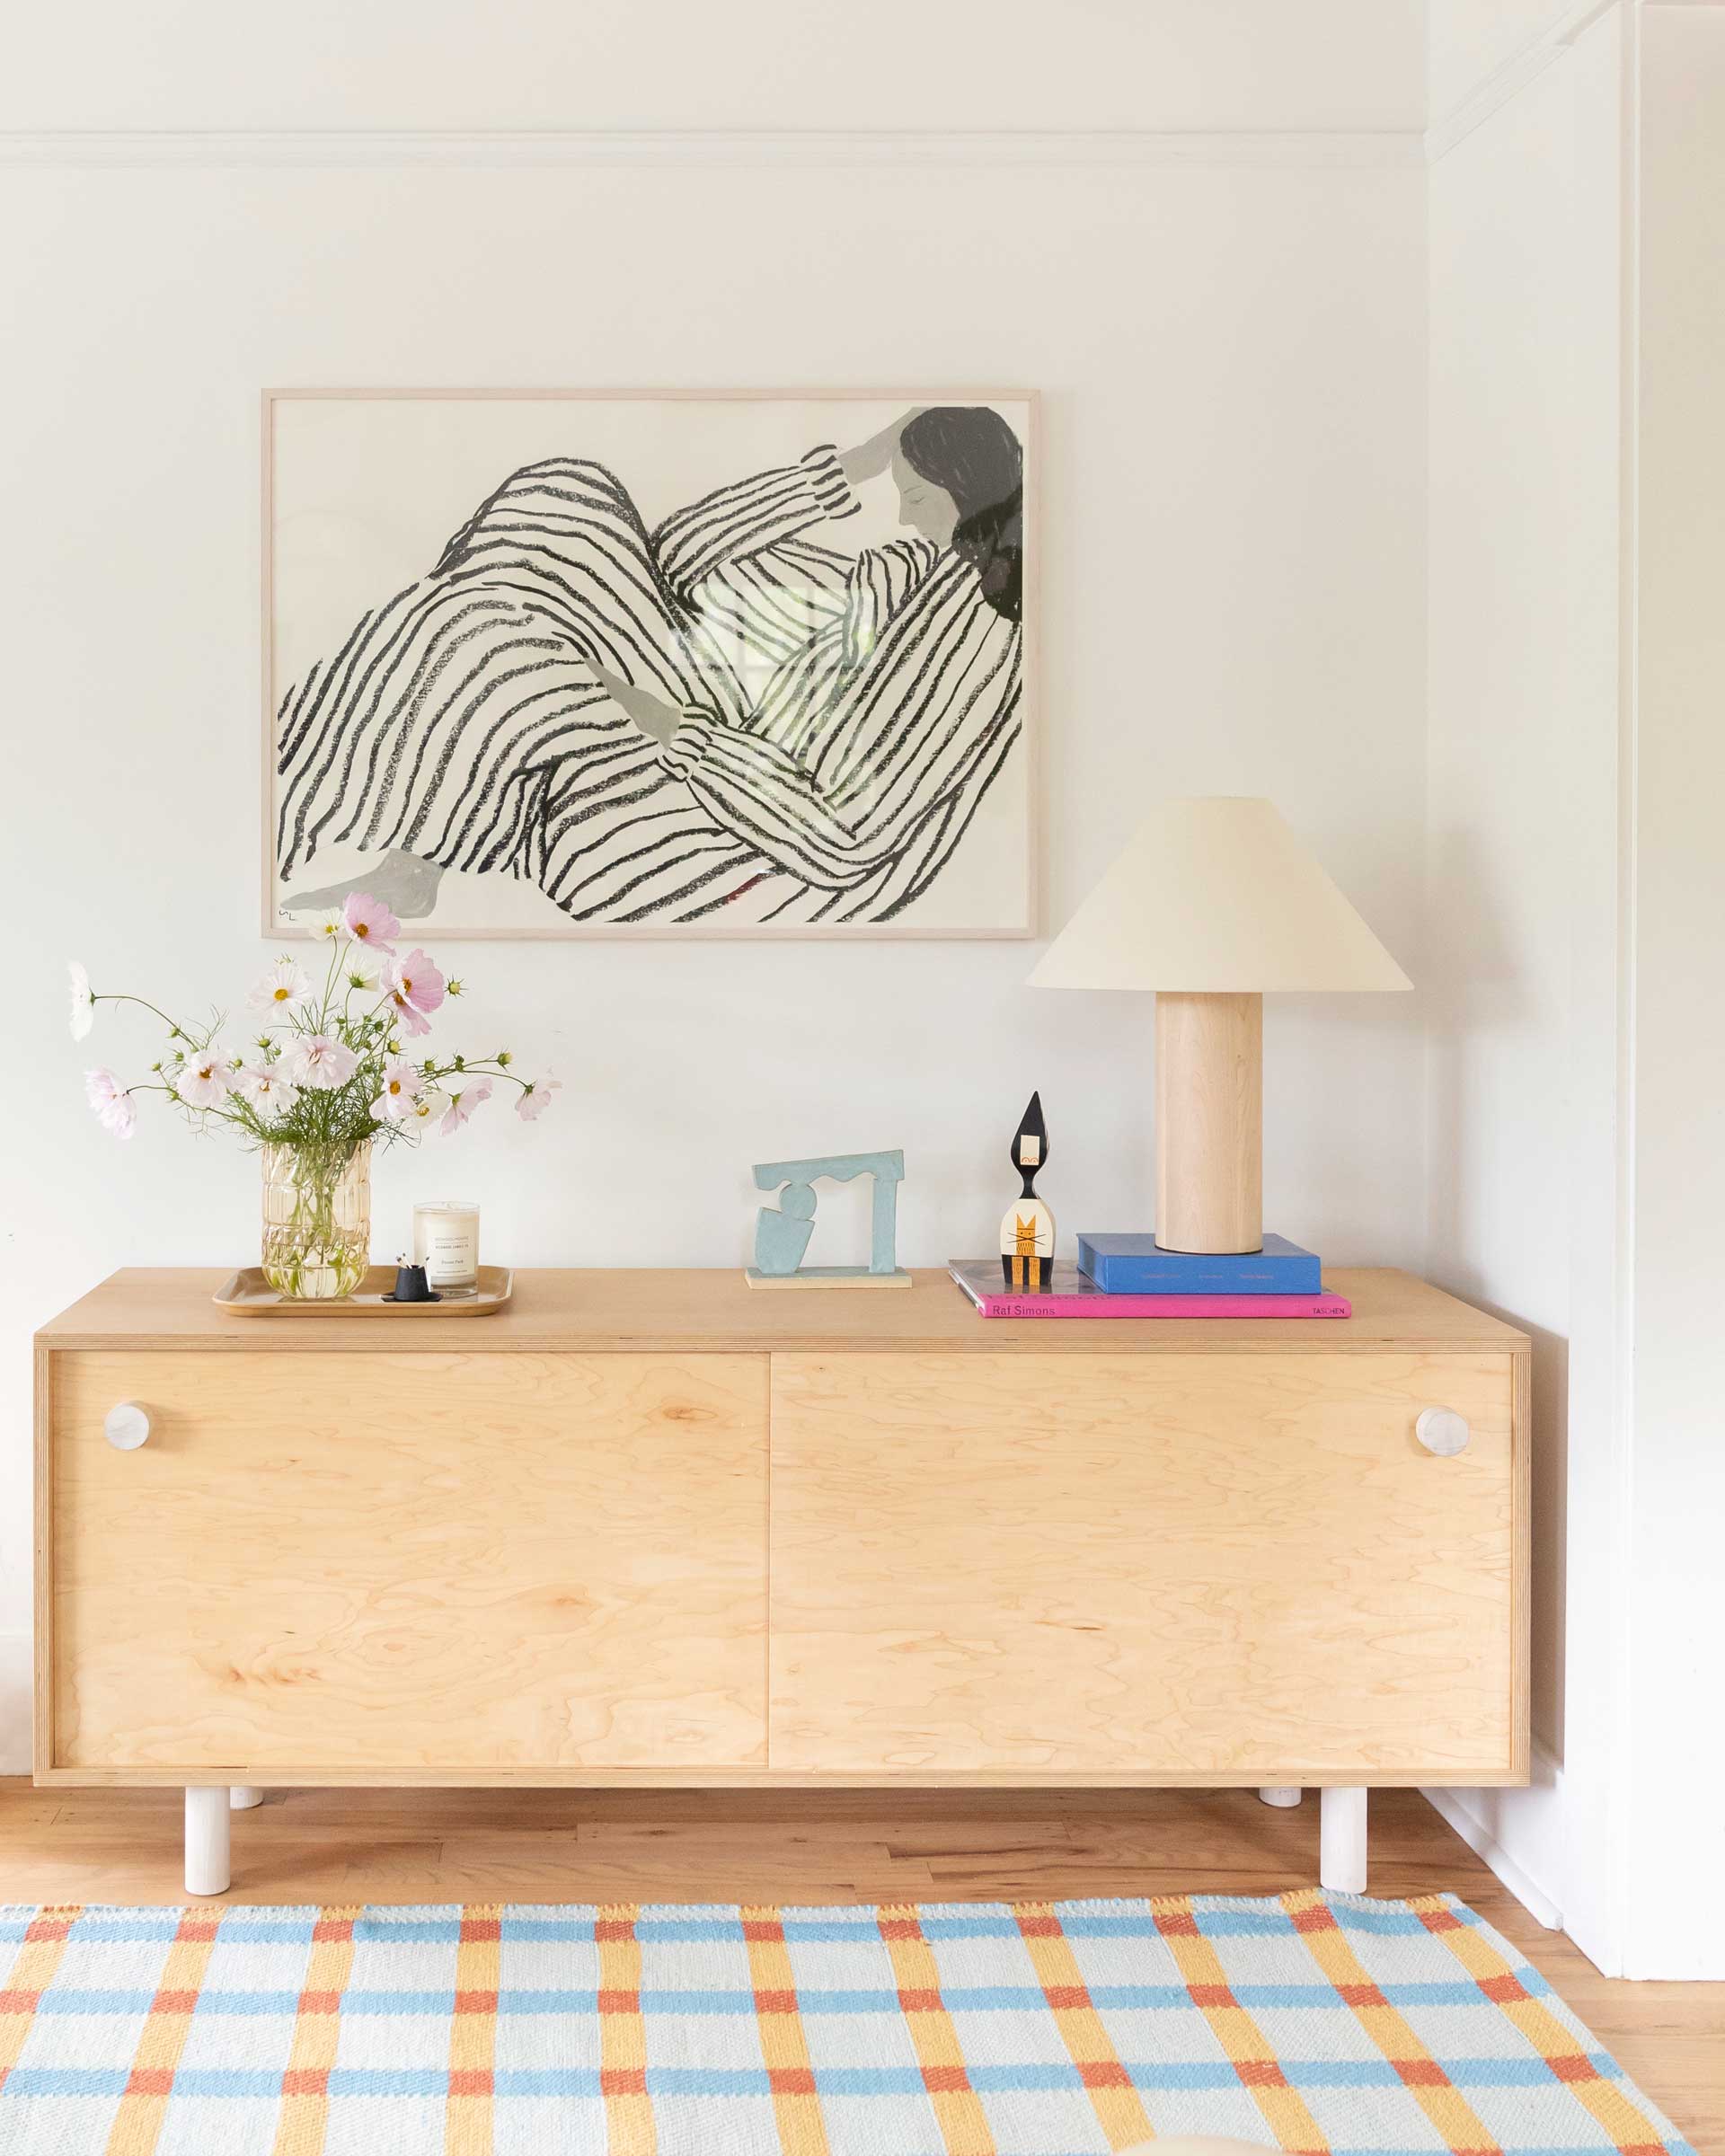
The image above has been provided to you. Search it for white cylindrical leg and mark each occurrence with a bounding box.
[1258,1786,1302,1808]
[185,1787,231,1896]
[1320,1786,1367,1894]
[229,1787,263,1810]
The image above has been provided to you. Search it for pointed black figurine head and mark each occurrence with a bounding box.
[1011,1091,1048,1198]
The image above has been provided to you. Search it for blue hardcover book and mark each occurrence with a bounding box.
[1075,1232,1322,1295]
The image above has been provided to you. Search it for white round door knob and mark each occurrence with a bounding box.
[1416,1406,1470,1456]
[104,1402,152,1451]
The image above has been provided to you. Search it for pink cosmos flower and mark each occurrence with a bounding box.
[385,949,445,1038]
[516,1072,562,1121]
[387,948,445,1015]
[234,1062,299,1114]
[84,1067,136,1139]
[279,1032,358,1091]
[439,1077,492,1135]
[372,1055,423,1122]
[387,999,432,1040]
[341,891,400,952]
[173,1048,233,1109]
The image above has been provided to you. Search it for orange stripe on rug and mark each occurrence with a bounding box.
[0,1905,82,2088]
[446,1904,502,2156]
[102,1908,222,2156]
[1414,1899,1673,2156]
[1014,1903,1155,2152]
[876,1904,996,2156]
[741,1905,831,2156]
[1282,1890,1500,2156]
[269,1904,359,2156]
[597,1904,657,2156]
[1150,1895,1331,2155]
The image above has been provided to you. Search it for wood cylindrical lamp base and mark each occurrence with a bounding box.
[1154,991,1264,1254]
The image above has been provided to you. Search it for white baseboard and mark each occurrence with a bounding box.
[1422,1751,1566,1931]
[0,1632,30,1775]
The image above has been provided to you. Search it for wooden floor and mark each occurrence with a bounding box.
[2,1780,1717,2147]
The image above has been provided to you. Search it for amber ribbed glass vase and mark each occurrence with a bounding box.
[260,1142,371,1299]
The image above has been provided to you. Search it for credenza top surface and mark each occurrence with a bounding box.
[37,1268,1530,1356]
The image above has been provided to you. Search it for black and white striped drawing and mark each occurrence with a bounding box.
[268,395,1033,937]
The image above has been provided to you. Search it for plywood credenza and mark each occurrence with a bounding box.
[34,1268,1529,1894]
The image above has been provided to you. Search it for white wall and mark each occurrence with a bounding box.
[1623,0,1725,1981]
[3,0,1426,134]
[1423,5,1630,1964]
[0,140,1429,1761]
[1427,0,1725,1979]
[1429,0,1584,127]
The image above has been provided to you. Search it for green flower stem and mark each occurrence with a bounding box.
[420,1059,530,1092]
[96,992,191,1038]
[318,941,344,1029]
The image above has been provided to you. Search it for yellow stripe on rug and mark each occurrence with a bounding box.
[1150,1894,1331,2154]
[1415,1899,1672,2156]
[877,1905,996,2155]
[103,1908,222,2156]
[270,1904,360,2156]
[447,1904,502,2156]
[1282,1890,1500,2156]
[1014,1903,1155,2152]
[0,1905,82,2082]
[741,1906,831,2156]
[597,1904,657,2156]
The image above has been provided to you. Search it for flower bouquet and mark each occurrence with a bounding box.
[70,893,557,1299]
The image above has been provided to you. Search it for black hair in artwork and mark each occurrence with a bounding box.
[1011,1090,1048,1199]
[899,406,1024,625]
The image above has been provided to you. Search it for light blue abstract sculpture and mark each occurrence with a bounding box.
[746,1149,911,1290]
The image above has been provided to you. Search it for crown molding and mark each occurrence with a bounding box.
[0,126,1425,172]
[1426,0,1624,161]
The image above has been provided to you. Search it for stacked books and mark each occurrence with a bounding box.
[947,1233,1349,1320]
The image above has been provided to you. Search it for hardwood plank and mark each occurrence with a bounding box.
[771,1351,1517,1776]
[50,1352,767,1772]
[36,1267,1531,1357]
[0,1781,1712,2146]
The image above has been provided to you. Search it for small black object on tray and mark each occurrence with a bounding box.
[384,1259,440,1304]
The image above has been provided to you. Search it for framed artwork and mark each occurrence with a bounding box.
[263,389,1037,939]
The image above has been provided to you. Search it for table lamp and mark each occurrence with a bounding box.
[1029,797,1411,1254]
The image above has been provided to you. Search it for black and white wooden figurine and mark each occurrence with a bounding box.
[999,1091,1055,1290]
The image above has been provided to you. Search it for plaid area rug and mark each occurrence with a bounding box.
[0,1891,1694,2155]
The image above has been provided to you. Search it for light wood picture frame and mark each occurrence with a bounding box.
[262,389,1038,941]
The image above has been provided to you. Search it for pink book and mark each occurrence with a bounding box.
[948,1259,1351,1321]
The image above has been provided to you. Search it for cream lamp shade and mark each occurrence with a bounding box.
[1030,798,1411,1255]
[1027,797,1411,994]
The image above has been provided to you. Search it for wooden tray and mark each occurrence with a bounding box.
[213,1264,514,1316]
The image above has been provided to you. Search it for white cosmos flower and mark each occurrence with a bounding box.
[306,908,349,943]
[278,1032,358,1090]
[342,950,383,992]
[247,957,314,1017]
[234,1062,300,1114]
[84,1066,136,1138]
[67,960,96,1040]
[173,1047,233,1109]
[371,1055,423,1122]
[404,1087,447,1128]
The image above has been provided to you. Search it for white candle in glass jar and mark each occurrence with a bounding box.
[413,1200,480,1293]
